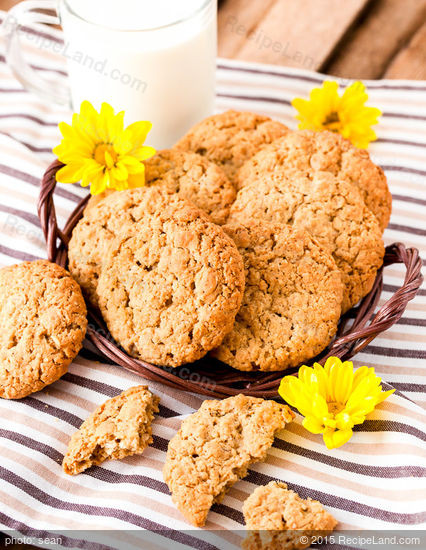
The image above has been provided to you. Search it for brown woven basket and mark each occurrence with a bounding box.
[38,160,424,398]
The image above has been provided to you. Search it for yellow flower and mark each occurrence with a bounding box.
[53,101,156,195]
[278,357,394,450]
[292,81,381,148]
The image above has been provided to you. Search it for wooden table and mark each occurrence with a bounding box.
[218,0,426,79]
[1,0,426,79]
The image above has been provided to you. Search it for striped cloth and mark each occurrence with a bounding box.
[0,13,425,549]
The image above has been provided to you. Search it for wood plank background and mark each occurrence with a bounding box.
[1,0,426,79]
[218,0,426,79]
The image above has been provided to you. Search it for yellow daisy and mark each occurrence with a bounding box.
[292,81,381,149]
[53,101,156,195]
[279,357,394,449]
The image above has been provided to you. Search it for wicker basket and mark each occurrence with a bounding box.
[38,160,424,398]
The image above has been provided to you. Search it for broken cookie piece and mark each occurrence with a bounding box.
[242,481,337,550]
[63,385,160,475]
[163,394,294,527]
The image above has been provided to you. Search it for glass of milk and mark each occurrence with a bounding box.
[3,0,217,148]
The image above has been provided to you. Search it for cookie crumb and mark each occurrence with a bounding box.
[163,394,294,527]
[242,481,337,550]
[63,385,159,475]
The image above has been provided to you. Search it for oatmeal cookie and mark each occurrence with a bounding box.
[163,394,294,527]
[174,110,290,181]
[0,260,87,399]
[63,385,159,475]
[211,221,343,371]
[237,130,391,231]
[69,187,156,306]
[70,186,198,306]
[228,172,384,312]
[85,149,236,225]
[242,481,337,550]
[96,188,245,367]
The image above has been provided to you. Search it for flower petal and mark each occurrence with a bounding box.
[133,146,157,161]
[303,416,325,434]
[92,171,110,195]
[127,170,146,188]
[126,120,152,145]
[56,163,84,183]
[81,162,103,188]
[323,428,353,450]
[375,388,395,405]
[111,161,129,181]
[279,375,313,417]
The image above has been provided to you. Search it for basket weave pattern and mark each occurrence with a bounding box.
[38,160,424,398]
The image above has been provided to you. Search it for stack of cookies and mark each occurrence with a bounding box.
[69,110,391,373]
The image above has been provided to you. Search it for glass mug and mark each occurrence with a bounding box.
[3,0,217,148]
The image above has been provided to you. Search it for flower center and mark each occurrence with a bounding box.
[94,143,117,166]
[328,401,345,415]
[322,111,341,131]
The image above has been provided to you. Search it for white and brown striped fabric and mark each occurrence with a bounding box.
[0,14,425,549]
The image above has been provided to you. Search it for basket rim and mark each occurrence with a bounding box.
[37,160,424,398]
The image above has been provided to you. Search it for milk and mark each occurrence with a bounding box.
[59,0,217,148]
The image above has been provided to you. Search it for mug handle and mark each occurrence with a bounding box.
[2,0,71,105]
